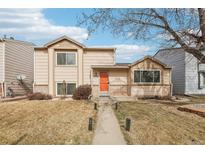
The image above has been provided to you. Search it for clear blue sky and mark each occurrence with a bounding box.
[0,8,159,63]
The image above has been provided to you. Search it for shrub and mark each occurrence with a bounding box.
[72,84,92,100]
[28,92,52,100]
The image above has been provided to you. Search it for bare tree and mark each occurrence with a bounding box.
[78,8,205,63]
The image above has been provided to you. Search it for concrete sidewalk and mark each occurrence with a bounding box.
[92,97,126,145]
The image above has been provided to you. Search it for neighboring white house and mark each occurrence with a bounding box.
[0,37,34,98]
[154,48,205,95]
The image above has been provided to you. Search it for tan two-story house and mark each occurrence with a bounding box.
[34,36,172,98]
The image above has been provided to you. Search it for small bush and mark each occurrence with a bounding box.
[28,92,52,100]
[72,84,92,100]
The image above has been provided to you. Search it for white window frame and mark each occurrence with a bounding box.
[200,72,205,88]
[133,69,161,84]
[56,81,77,96]
[56,51,77,66]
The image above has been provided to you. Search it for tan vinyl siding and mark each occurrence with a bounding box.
[33,85,48,94]
[130,58,165,84]
[130,58,171,97]
[92,70,99,85]
[109,70,128,85]
[0,42,4,82]
[91,69,128,96]
[54,50,78,83]
[131,85,170,97]
[92,70,127,85]
[50,40,82,95]
[109,70,128,96]
[83,51,115,84]
[109,85,128,96]
[163,69,171,85]
[34,50,48,84]
[54,66,78,82]
[34,37,117,97]
[49,39,82,49]
[4,40,34,96]
[92,85,99,96]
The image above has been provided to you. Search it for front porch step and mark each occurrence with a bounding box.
[98,96,113,105]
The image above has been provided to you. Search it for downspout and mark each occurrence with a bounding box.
[2,39,6,97]
[198,48,205,90]
[113,48,116,65]
[197,61,201,89]
[170,68,173,97]
[127,65,131,96]
[33,48,35,93]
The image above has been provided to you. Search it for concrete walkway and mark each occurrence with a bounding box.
[92,97,126,145]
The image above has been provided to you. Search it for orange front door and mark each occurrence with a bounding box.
[100,72,109,92]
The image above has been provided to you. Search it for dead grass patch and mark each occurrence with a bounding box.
[115,100,205,145]
[0,100,96,145]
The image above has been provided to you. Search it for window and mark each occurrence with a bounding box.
[141,71,154,82]
[200,72,205,87]
[203,73,205,85]
[67,83,76,95]
[134,70,160,83]
[57,52,76,65]
[154,71,160,82]
[57,83,65,95]
[134,71,140,82]
[57,82,76,95]
[57,53,66,65]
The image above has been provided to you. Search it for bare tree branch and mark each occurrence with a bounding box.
[78,8,205,63]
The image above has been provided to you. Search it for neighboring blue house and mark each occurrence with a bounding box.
[154,48,205,95]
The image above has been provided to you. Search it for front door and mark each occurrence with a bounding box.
[100,72,109,93]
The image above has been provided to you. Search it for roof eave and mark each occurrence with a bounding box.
[84,47,116,51]
[34,47,47,50]
[91,65,129,69]
[43,35,86,48]
[130,55,172,69]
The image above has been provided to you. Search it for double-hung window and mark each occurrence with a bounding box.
[134,70,160,83]
[57,82,76,96]
[57,52,76,66]
[199,72,205,88]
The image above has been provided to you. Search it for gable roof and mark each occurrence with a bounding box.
[0,38,35,46]
[116,63,131,66]
[130,55,171,69]
[154,47,183,57]
[91,65,129,69]
[43,35,86,48]
[84,47,116,51]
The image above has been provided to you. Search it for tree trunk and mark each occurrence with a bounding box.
[198,8,205,45]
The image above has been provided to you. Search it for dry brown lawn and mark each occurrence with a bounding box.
[188,95,205,104]
[115,98,205,145]
[0,100,96,145]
